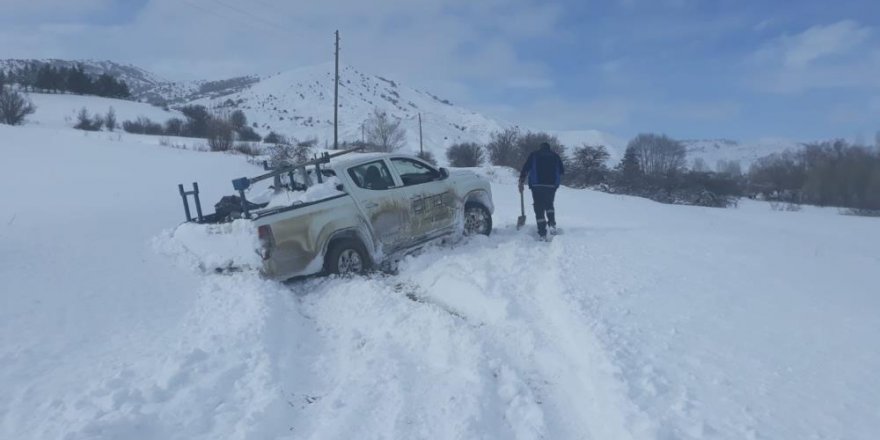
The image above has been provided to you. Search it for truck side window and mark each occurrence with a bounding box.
[348,161,395,190]
[390,158,440,186]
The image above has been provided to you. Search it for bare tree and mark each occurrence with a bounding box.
[206,117,234,151]
[0,88,36,126]
[627,133,686,176]
[568,144,610,187]
[691,157,709,172]
[716,159,742,177]
[446,142,485,167]
[267,137,317,168]
[486,127,520,168]
[364,108,406,152]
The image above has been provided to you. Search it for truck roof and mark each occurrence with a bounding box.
[329,152,424,170]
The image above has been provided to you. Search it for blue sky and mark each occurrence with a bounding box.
[1,0,878,142]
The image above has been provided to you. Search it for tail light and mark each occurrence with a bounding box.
[257,225,275,260]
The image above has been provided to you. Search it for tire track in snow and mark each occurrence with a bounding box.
[390,232,654,439]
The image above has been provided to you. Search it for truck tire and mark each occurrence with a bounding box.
[325,238,371,276]
[464,203,492,236]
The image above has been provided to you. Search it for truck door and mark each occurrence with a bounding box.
[388,157,456,239]
[345,160,411,252]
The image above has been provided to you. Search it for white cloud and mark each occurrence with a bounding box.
[749,20,880,93]
[0,0,560,108]
[781,20,870,68]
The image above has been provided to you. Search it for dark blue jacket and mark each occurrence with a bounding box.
[520,146,564,189]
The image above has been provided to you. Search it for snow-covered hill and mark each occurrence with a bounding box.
[0,59,166,97]
[681,138,803,169]
[190,64,506,156]
[2,122,879,440]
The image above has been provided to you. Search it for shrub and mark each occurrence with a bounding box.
[446,142,485,167]
[236,126,262,142]
[74,108,103,131]
[416,150,437,166]
[104,107,117,132]
[234,142,261,156]
[123,116,163,135]
[264,131,288,145]
[164,118,184,136]
[0,88,36,125]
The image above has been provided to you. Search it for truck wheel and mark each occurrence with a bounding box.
[325,239,371,276]
[464,203,492,236]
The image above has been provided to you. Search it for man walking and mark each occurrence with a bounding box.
[519,142,564,239]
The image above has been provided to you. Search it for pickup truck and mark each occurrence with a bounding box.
[179,150,494,279]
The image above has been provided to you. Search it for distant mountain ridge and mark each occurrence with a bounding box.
[1,58,801,166]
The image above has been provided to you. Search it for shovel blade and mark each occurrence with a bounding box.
[516,215,526,230]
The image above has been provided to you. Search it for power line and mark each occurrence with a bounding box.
[179,0,289,38]
[208,0,290,35]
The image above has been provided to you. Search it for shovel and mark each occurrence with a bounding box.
[516,187,526,230]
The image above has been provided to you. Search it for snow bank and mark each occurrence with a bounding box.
[4,120,880,440]
[154,219,262,273]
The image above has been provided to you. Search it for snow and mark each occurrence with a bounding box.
[190,64,506,161]
[156,219,262,273]
[24,92,183,131]
[2,119,880,440]
[253,177,345,211]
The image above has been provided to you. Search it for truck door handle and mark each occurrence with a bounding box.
[365,202,379,209]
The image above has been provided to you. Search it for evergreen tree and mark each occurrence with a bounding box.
[618,145,642,185]
[180,105,211,138]
[67,65,93,95]
[230,110,247,130]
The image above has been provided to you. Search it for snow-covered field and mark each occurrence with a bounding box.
[2,121,879,440]
[24,92,182,131]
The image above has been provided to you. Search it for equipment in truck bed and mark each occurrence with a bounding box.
[177,147,363,224]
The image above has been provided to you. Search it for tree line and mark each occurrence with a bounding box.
[121,106,262,152]
[2,62,130,99]
[444,127,880,213]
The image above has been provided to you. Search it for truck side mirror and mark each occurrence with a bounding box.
[336,184,345,192]
[439,168,450,180]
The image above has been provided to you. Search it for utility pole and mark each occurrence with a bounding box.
[334,30,340,150]
[418,113,423,155]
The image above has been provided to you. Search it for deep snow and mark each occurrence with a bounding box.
[2,121,880,440]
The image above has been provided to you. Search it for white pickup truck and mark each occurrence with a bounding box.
[180,151,494,279]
